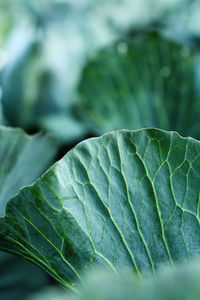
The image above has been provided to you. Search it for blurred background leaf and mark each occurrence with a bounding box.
[0,126,57,300]
[0,0,200,299]
[25,259,200,300]
[0,0,194,144]
[0,252,49,300]
[0,126,57,215]
[78,33,200,138]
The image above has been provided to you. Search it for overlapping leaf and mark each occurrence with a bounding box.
[0,126,57,300]
[1,34,89,143]
[0,129,200,290]
[0,126,57,216]
[78,34,200,138]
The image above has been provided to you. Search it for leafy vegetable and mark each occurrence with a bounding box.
[1,30,89,143]
[0,126,57,300]
[1,39,54,129]
[0,128,200,290]
[0,126,57,216]
[1,2,200,299]
[78,34,200,138]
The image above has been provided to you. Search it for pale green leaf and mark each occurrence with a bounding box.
[26,259,200,300]
[0,126,57,216]
[67,260,200,300]
[0,126,57,300]
[39,114,88,143]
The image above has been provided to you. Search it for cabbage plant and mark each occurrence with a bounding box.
[0,127,200,297]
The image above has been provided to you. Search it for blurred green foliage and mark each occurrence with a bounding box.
[1,0,200,144]
[26,259,200,300]
[78,33,200,138]
[0,0,200,299]
[0,252,49,300]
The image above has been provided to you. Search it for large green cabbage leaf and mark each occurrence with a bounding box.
[0,129,200,290]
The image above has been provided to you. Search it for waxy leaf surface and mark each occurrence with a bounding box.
[0,129,200,290]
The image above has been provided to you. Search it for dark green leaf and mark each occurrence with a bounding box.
[78,34,200,138]
[0,129,200,290]
[1,35,89,143]
[1,40,55,129]
[0,252,48,300]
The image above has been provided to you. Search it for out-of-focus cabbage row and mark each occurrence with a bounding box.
[0,2,200,300]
